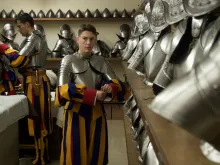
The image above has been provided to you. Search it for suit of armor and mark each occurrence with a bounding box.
[0,30,53,165]
[55,52,125,165]
[92,40,111,57]
[150,0,220,160]
[52,24,77,58]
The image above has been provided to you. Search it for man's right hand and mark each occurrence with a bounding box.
[96,90,107,101]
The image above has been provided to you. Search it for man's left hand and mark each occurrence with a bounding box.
[101,84,112,94]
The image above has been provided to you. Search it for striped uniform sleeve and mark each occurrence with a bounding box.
[0,44,30,68]
[55,82,97,107]
[101,79,125,102]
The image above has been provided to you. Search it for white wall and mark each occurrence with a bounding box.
[0,0,141,50]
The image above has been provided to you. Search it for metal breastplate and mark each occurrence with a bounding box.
[153,19,188,88]
[122,37,140,60]
[58,53,116,89]
[173,17,220,79]
[149,35,220,152]
[144,31,172,85]
[128,31,155,70]
[20,31,47,68]
[53,39,75,58]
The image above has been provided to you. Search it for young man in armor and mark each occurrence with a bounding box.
[55,24,125,165]
[0,13,52,165]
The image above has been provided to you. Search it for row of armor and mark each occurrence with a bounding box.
[122,0,220,164]
[125,94,160,165]
[0,8,136,19]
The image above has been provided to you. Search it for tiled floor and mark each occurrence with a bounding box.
[50,120,128,165]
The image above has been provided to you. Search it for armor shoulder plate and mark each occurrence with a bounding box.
[89,55,107,73]
[19,32,41,57]
[160,32,172,54]
[70,53,89,73]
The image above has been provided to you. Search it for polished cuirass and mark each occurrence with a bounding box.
[19,30,48,68]
[153,18,188,88]
[122,37,140,61]
[149,33,220,152]
[128,31,155,70]
[58,52,118,89]
[52,37,76,58]
[144,31,172,85]
[92,40,110,58]
[173,16,220,79]
[111,40,126,56]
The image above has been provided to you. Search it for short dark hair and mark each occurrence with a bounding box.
[78,24,98,36]
[15,13,34,27]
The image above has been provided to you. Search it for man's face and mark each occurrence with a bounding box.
[77,31,97,55]
[16,20,29,37]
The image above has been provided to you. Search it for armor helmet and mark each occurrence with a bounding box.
[112,9,121,18]
[117,24,131,40]
[46,9,55,18]
[34,24,45,36]
[133,12,150,36]
[93,9,102,18]
[65,10,75,18]
[150,0,169,32]
[1,23,17,41]
[37,10,45,18]
[29,10,36,18]
[121,9,130,18]
[130,9,136,18]
[9,9,17,18]
[102,8,112,18]
[1,10,8,18]
[84,9,93,18]
[75,10,84,18]
[60,24,72,39]
[18,10,24,16]
[56,9,64,18]
[183,0,220,16]
[162,0,187,24]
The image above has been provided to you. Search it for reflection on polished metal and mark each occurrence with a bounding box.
[122,37,140,60]
[112,9,121,18]
[150,0,169,32]
[121,9,130,18]
[153,19,188,88]
[143,143,159,165]
[37,10,45,18]
[124,94,134,109]
[93,9,102,18]
[9,9,17,18]
[1,10,8,18]
[162,0,187,24]
[1,23,17,41]
[46,9,55,18]
[128,32,155,70]
[29,10,36,18]
[149,34,220,151]
[65,10,75,18]
[131,108,140,128]
[75,10,84,18]
[118,24,131,39]
[200,140,220,164]
[138,130,150,159]
[133,13,150,36]
[102,8,112,18]
[126,98,137,118]
[56,9,64,18]
[92,40,111,57]
[130,9,136,18]
[34,24,45,36]
[133,119,144,141]
[18,10,24,16]
[144,32,171,85]
[84,9,93,18]
[183,0,220,16]
[173,17,220,79]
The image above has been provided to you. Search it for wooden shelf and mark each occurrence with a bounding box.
[122,61,218,165]
[0,18,132,21]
